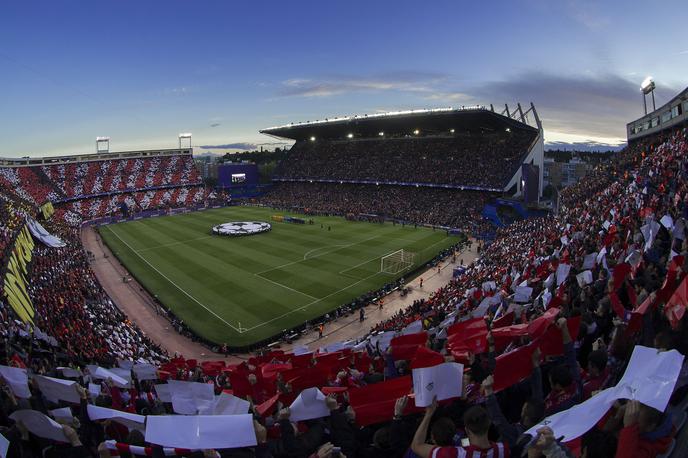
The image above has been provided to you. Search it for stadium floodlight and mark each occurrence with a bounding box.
[178,132,192,149]
[413,129,420,135]
[640,76,656,115]
[640,76,655,94]
[96,136,110,153]
[310,136,316,142]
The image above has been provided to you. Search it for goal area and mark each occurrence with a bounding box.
[380,249,416,275]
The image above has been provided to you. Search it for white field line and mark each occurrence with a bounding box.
[254,272,319,300]
[255,234,382,275]
[242,270,381,332]
[338,235,451,276]
[302,244,348,260]
[244,236,454,332]
[105,225,244,334]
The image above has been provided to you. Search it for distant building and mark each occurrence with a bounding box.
[197,161,219,181]
[543,150,614,189]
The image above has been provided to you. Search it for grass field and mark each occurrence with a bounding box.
[98,206,459,347]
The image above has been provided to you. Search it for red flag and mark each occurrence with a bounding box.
[390,332,427,361]
[492,310,515,329]
[609,291,630,321]
[10,354,26,369]
[627,294,655,334]
[493,342,538,392]
[282,366,329,393]
[491,323,529,353]
[288,353,313,369]
[321,386,348,395]
[410,346,445,369]
[446,318,488,353]
[527,307,560,340]
[447,317,487,338]
[613,263,632,290]
[539,316,582,358]
[665,277,688,329]
[255,393,280,417]
[348,376,420,426]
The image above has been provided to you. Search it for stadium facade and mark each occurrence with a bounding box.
[627,85,688,142]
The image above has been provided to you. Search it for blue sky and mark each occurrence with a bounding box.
[1,0,686,156]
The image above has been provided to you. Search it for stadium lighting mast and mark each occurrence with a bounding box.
[96,136,110,153]
[178,133,192,149]
[640,77,656,115]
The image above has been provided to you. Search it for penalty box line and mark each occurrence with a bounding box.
[105,225,246,334]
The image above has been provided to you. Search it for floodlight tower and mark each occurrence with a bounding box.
[96,136,110,153]
[178,133,192,149]
[641,77,656,115]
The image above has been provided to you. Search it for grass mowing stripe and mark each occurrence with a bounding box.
[100,207,460,345]
[103,224,244,333]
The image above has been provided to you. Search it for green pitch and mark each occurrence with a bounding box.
[98,206,459,347]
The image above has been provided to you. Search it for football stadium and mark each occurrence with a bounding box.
[1,2,688,457]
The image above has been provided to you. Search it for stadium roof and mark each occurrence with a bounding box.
[260,106,539,141]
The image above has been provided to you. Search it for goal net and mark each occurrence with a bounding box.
[380,249,416,275]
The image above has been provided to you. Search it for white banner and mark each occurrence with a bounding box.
[526,346,684,441]
[145,415,257,449]
[168,380,215,415]
[26,218,66,248]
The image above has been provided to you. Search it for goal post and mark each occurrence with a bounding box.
[380,249,416,275]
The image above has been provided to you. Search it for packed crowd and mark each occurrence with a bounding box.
[0,190,167,365]
[41,155,202,200]
[0,154,206,226]
[62,186,207,223]
[259,182,494,234]
[274,131,534,189]
[0,167,62,207]
[0,127,686,457]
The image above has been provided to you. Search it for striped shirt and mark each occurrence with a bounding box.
[430,442,510,458]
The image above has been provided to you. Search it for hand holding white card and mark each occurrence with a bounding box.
[412,362,464,407]
[87,404,146,431]
[34,375,80,404]
[289,387,330,422]
[9,410,67,442]
[0,365,31,399]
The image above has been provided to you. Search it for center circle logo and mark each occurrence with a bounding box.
[211,221,272,237]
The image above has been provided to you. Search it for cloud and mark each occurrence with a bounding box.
[278,72,446,98]
[455,72,680,139]
[199,143,257,150]
[275,70,679,140]
[210,122,221,128]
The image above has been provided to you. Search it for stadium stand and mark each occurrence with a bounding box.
[0,150,206,226]
[273,132,535,189]
[260,182,494,234]
[0,121,685,456]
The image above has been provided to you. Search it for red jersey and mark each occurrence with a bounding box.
[430,442,509,458]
